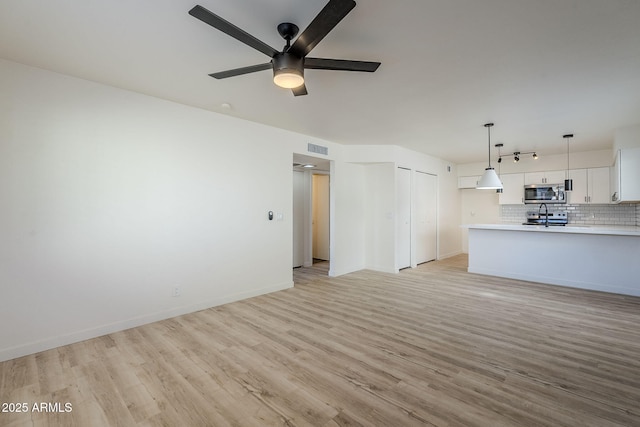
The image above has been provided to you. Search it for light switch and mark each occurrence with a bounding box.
[276,212,284,221]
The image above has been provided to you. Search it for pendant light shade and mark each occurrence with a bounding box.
[477,168,503,189]
[477,123,503,190]
[563,134,573,192]
[564,178,573,191]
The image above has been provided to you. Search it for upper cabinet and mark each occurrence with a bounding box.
[498,173,524,205]
[612,148,640,203]
[567,168,587,204]
[588,167,611,204]
[524,170,567,185]
[568,168,610,204]
[458,175,481,189]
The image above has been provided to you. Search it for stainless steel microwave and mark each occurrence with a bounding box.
[524,184,566,204]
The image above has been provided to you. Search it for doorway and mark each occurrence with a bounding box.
[292,154,331,274]
[312,174,330,262]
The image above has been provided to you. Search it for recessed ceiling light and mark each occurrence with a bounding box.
[302,164,316,168]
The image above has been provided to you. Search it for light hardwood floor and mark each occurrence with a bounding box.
[2,255,640,426]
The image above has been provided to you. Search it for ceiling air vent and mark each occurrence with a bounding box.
[308,143,328,156]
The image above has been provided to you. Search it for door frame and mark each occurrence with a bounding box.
[292,154,332,270]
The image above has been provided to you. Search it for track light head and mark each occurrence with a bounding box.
[533,152,538,160]
[513,152,520,163]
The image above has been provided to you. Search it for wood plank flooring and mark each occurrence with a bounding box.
[2,255,640,426]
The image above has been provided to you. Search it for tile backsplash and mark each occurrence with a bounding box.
[501,203,639,226]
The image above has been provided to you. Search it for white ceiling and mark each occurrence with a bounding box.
[2,0,640,164]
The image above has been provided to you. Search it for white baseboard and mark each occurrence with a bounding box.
[329,263,366,277]
[438,250,464,259]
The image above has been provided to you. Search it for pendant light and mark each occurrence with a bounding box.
[563,134,573,192]
[477,123,503,190]
[495,143,504,193]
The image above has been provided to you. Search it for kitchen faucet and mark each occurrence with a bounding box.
[539,203,549,227]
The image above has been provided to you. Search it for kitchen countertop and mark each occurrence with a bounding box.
[464,223,640,237]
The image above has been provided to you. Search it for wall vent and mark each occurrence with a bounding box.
[307,143,328,156]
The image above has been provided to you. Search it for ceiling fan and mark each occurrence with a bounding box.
[188,0,381,96]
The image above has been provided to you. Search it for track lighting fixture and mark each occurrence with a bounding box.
[497,150,539,163]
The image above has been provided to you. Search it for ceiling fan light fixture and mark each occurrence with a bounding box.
[273,69,304,89]
[273,54,304,89]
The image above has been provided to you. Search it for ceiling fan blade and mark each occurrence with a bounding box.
[304,57,380,72]
[189,5,279,58]
[209,63,272,79]
[288,0,356,58]
[292,84,308,96]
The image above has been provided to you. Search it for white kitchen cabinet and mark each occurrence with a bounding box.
[498,173,524,204]
[567,169,587,204]
[524,170,566,185]
[524,171,545,185]
[458,175,481,189]
[614,147,640,202]
[611,150,621,203]
[567,167,610,204]
[588,167,611,204]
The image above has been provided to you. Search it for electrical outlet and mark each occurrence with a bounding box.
[172,286,182,297]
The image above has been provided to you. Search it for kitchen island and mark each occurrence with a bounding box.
[466,224,640,297]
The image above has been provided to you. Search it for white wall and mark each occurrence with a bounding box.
[0,59,313,361]
[329,161,366,276]
[460,190,500,252]
[364,163,395,273]
[343,145,462,261]
[614,124,640,151]
[0,59,465,361]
